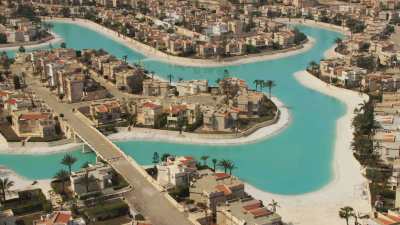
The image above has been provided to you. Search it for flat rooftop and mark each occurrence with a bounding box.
[221,199,282,225]
[190,170,244,197]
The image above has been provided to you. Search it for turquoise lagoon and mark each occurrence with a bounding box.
[1,22,346,195]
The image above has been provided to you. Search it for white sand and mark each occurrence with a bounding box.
[0,142,82,155]
[244,71,370,225]
[276,18,351,35]
[0,31,63,51]
[45,18,315,68]
[0,166,52,198]
[109,96,290,145]
[323,44,345,59]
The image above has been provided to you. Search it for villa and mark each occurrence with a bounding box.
[156,156,197,188]
[69,162,114,196]
[216,199,282,225]
[166,103,201,129]
[137,101,163,127]
[176,80,209,96]
[142,79,169,97]
[89,100,124,127]
[189,169,245,213]
[10,110,61,140]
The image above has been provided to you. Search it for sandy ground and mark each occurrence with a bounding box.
[109,97,290,145]
[323,43,345,59]
[0,166,52,199]
[244,71,370,225]
[276,18,351,35]
[0,31,63,51]
[0,142,82,155]
[45,18,316,68]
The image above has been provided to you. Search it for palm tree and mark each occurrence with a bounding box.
[223,69,230,79]
[54,169,70,194]
[18,46,25,53]
[61,153,77,175]
[268,199,280,213]
[127,114,137,131]
[253,80,263,91]
[60,42,67,48]
[308,60,318,69]
[122,55,128,63]
[226,160,236,175]
[167,74,174,85]
[211,159,218,171]
[0,177,14,203]
[218,159,230,174]
[264,80,276,98]
[335,37,343,44]
[339,206,354,225]
[152,152,160,166]
[200,155,209,166]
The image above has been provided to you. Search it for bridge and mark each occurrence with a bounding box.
[25,77,194,225]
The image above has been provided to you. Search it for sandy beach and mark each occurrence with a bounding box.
[45,18,315,68]
[323,43,345,59]
[0,31,63,51]
[0,142,82,155]
[109,97,290,145]
[0,166,52,198]
[276,18,351,36]
[243,70,370,225]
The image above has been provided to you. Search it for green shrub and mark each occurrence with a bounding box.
[84,199,129,221]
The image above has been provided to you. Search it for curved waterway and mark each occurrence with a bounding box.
[1,22,345,195]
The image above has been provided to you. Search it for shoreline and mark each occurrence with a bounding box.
[323,43,345,59]
[45,18,316,68]
[0,166,52,198]
[109,97,290,145]
[0,142,82,155]
[276,18,350,36]
[243,70,370,225]
[0,31,63,51]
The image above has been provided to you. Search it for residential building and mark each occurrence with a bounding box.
[70,162,114,196]
[142,79,169,97]
[157,156,197,188]
[189,170,245,213]
[10,111,59,139]
[176,80,208,96]
[216,199,282,225]
[137,101,163,127]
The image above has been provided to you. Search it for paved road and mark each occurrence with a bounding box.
[26,78,193,225]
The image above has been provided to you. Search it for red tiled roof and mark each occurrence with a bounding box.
[95,105,108,113]
[143,102,161,110]
[170,105,187,114]
[215,184,232,196]
[386,214,400,223]
[242,200,262,211]
[215,173,230,180]
[19,113,49,121]
[248,207,272,218]
[7,99,17,105]
[53,211,71,224]
[377,217,397,225]
[0,91,10,97]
